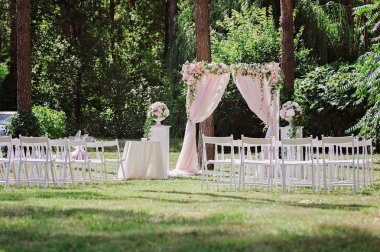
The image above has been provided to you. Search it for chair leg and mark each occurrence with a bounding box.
[44,163,48,189]
[201,163,205,191]
[282,164,286,193]
[4,161,10,190]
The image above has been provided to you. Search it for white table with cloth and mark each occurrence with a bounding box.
[118,141,167,179]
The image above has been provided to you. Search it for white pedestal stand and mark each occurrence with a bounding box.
[280,126,303,139]
[150,125,170,175]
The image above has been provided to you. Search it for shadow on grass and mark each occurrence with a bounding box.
[0,216,379,252]
[141,189,372,211]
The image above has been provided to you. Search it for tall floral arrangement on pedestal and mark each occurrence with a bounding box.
[143,102,170,138]
[280,101,302,125]
[148,101,170,125]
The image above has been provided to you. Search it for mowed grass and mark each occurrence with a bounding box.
[0,151,380,251]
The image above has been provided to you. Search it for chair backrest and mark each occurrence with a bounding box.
[102,140,119,147]
[67,140,87,148]
[49,139,69,161]
[20,136,49,146]
[241,136,273,147]
[203,135,233,145]
[281,137,314,162]
[102,140,121,160]
[322,136,354,146]
[241,136,275,161]
[0,136,12,160]
[0,136,12,144]
[86,141,104,160]
[202,135,234,162]
[282,137,313,146]
[322,136,355,161]
[67,140,88,161]
[19,136,49,160]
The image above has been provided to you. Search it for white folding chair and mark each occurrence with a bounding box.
[49,138,73,186]
[67,140,92,186]
[17,136,52,188]
[240,136,276,192]
[103,140,125,181]
[0,136,12,189]
[87,141,106,184]
[201,135,236,191]
[322,136,357,193]
[281,137,316,193]
[364,138,374,186]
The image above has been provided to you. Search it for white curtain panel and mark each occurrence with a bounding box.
[235,74,277,139]
[170,73,231,176]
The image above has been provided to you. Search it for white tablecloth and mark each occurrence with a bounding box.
[118,141,167,179]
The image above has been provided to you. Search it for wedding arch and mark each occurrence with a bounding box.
[170,62,281,176]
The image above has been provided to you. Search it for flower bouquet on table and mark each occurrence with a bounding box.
[148,101,170,126]
[280,101,302,124]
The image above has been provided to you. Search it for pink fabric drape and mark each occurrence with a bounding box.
[235,74,277,139]
[170,73,230,176]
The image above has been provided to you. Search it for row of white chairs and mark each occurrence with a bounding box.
[201,135,375,194]
[0,136,125,189]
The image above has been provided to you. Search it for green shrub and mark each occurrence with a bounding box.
[5,113,41,137]
[33,106,67,139]
[6,106,66,138]
[294,63,366,137]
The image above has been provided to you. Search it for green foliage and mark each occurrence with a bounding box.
[5,106,66,138]
[295,0,361,63]
[5,113,41,137]
[31,0,166,138]
[33,106,67,139]
[354,0,380,43]
[208,3,315,137]
[211,5,280,64]
[0,61,7,83]
[294,63,366,137]
[347,45,380,142]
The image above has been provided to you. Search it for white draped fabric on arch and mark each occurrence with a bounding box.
[170,62,281,176]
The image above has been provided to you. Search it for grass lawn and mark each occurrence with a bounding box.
[0,150,380,251]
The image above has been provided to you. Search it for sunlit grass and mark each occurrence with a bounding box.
[0,150,379,251]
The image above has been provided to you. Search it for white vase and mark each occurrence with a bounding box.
[154,117,165,126]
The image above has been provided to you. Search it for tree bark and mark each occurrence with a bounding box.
[341,0,354,28]
[128,0,136,7]
[165,0,178,66]
[16,0,32,115]
[195,0,214,166]
[280,0,294,95]
[110,0,116,60]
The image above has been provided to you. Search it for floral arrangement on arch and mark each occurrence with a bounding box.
[280,101,302,122]
[148,101,170,122]
[182,62,230,86]
[231,62,281,87]
[182,62,230,117]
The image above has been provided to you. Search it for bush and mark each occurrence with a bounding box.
[5,113,41,137]
[294,63,366,137]
[6,106,66,138]
[33,106,67,139]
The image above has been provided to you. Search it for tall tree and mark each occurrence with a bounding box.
[195,0,214,164]
[341,0,355,28]
[280,0,294,95]
[16,0,32,114]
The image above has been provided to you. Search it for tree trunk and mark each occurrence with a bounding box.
[280,0,294,95]
[129,0,136,7]
[16,0,32,115]
[195,0,214,166]
[165,0,177,66]
[110,0,116,60]
[341,0,354,28]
